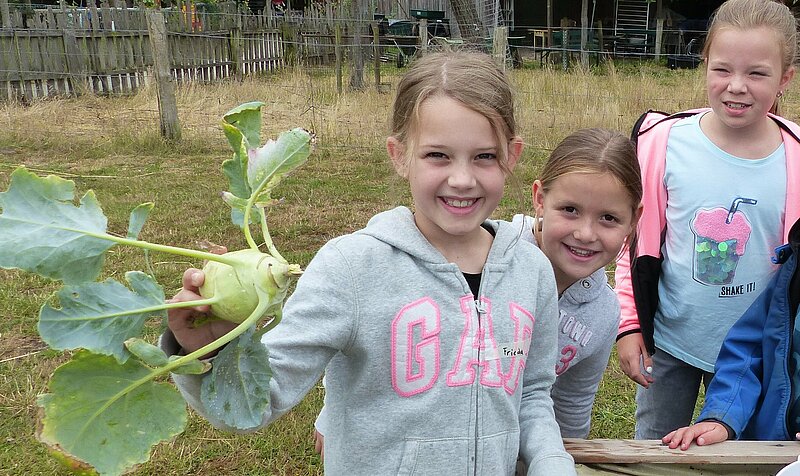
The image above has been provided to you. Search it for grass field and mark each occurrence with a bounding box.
[1,59,796,475]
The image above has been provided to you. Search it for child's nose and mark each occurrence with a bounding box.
[727,75,747,93]
[448,162,477,188]
[573,220,597,242]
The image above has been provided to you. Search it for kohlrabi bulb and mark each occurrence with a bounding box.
[199,249,300,324]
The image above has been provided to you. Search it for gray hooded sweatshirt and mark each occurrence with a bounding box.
[512,215,620,438]
[164,207,576,475]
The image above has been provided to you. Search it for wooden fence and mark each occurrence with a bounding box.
[0,0,284,101]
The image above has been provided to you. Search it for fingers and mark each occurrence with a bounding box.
[182,267,205,290]
[167,268,209,313]
[662,428,684,448]
[313,430,325,461]
[663,426,700,450]
[642,352,654,376]
[617,334,653,388]
[662,422,728,450]
[167,268,210,338]
[695,423,729,447]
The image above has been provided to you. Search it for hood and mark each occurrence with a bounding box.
[356,206,525,267]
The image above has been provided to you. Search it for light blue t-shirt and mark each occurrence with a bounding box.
[655,113,786,372]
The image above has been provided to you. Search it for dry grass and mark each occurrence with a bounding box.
[1,59,798,474]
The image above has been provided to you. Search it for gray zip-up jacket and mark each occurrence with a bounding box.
[163,207,576,475]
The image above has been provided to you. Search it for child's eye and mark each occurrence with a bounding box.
[475,153,497,161]
[425,152,447,160]
[601,214,619,223]
[562,206,578,215]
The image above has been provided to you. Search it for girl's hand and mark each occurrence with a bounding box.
[167,268,236,356]
[617,333,654,387]
[662,422,729,450]
[313,429,325,461]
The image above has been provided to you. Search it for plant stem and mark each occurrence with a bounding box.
[47,298,220,322]
[242,195,260,252]
[161,295,270,372]
[259,207,285,263]
[79,229,238,266]
[79,296,271,435]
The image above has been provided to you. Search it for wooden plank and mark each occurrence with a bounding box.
[564,439,800,465]
[0,0,10,29]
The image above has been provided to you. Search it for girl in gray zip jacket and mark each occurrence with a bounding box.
[161,51,576,475]
[315,128,644,449]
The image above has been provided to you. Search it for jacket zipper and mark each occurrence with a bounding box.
[473,297,486,476]
[785,254,798,439]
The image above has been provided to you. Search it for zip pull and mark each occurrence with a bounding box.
[475,300,486,315]
[772,244,793,264]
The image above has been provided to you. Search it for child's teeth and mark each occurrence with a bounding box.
[446,199,474,207]
[570,247,592,256]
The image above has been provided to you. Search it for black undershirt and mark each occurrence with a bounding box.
[462,223,496,297]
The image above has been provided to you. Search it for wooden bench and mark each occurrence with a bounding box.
[564,439,800,475]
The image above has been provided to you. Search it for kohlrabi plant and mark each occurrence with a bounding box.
[0,102,313,475]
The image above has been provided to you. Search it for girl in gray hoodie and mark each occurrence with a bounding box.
[316,128,644,447]
[163,51,576,475]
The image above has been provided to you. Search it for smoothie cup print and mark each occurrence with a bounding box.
[690,198,756,285]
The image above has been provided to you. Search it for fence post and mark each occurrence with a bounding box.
[334,22,342,95]
[654,17,663,59]
[0,0,10,29]
[347,0,364,90]
[146,10,181,141]
[230,12,243,80]
[61,7,88,95]
[371,21,380,91]
[492,26,507,70]
[280,18,297,67]
[418,18,427,56]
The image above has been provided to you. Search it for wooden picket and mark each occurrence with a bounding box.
[0,0,284,101]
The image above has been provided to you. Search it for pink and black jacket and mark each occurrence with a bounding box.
[615,108,800,354]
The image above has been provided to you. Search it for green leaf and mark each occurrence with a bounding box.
[220,102,266,207]
[221,191,257,229]
[201,327,272,429]
[223,101,265,150]
[247,128,313,198]
[127,203,154,240]
[37,351,187,476]
[125,339,209,374]
[38,271,166,363]
[125,338,169,367]
[0,167,114,284]
[221,122,252,200]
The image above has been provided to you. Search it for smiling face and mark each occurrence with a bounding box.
[704,27,794,134]
[533,172,640,294]
[388,95,521,250]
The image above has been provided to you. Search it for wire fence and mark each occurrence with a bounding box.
[0,0,719,102]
